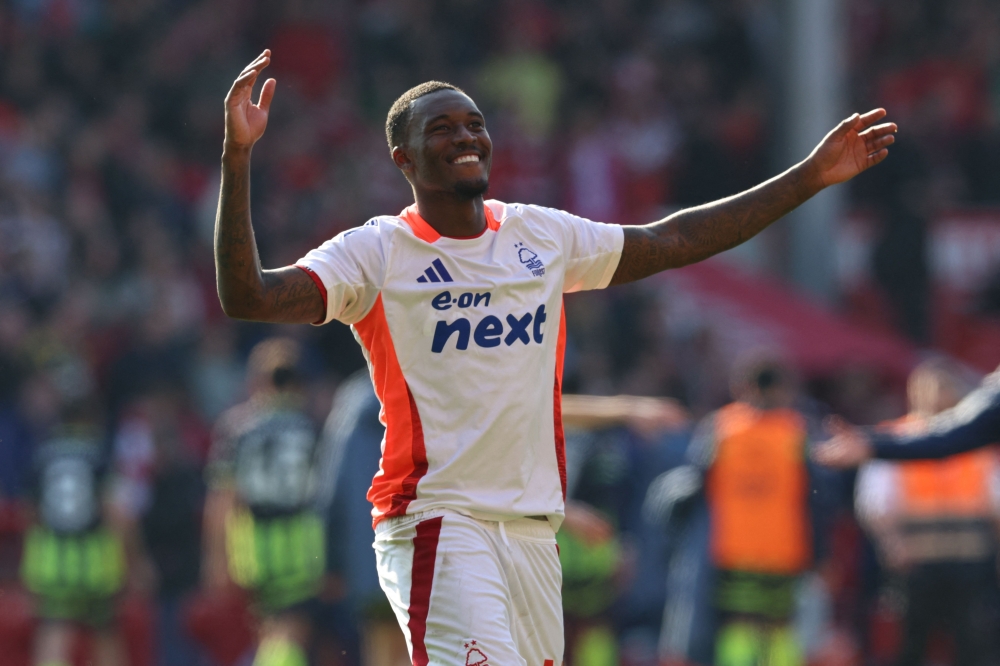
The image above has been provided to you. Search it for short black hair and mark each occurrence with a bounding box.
[385,81,465,148]
[247,337,301,390]
[731,354,791,397]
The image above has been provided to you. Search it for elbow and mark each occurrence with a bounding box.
[220,303,258,322]
[217,291,261,321]
[219,303,247,320]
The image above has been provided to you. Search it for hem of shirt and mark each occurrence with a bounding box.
[292,260,376,327]
[373,504,565,533]
[294,265,328,325]
[595,225,626,290]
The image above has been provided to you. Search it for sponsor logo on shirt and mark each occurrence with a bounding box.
[431,303,547,353]
[431,290,491,310]
[515,243,545,277]
[416,258,454,283]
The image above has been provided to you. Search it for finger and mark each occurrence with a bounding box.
[238,54,271,80]
[810,441,844,466]
[810,442,835,463]
[856,108,887,130]
[830,113,860,139]
[866,147,890,167]
[858,123,898,140]
[239,55,270,78]
[243,49,271,69]
[234,69,259,86]
[257,78,277,113]
[226,69,260,102]
[240,58,266,75]
[865,133,895,153]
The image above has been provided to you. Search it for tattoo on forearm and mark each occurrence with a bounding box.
[261,268,325,323]
[214,153,323,323]
[610,163,817,285]
[215,153,258,299]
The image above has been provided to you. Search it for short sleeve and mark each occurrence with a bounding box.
[295,221,388,325]
[534,207,624,292]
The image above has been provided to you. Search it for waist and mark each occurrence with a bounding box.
[375,507,552,538]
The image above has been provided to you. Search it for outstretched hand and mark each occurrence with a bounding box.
[224,49,276,151]
[812,416,874,468]
[807,109,897,188]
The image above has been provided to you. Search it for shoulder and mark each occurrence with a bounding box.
[498,202,583,225]
[213,401,257,443]
[333,216,404,245]
[491,202,602,248]
[693,410,721,438]
[299,217,401,274]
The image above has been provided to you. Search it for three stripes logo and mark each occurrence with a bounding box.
[417,259,454,283]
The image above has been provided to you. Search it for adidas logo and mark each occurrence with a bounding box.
[417,259,454,283]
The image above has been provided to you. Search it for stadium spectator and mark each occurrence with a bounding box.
[202,338,326,666]
[20,397,132,666]
[855,358,1000,666]
[647,356,829,666]
[559,394,690,666]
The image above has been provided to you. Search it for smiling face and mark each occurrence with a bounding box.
[392,89,492,200]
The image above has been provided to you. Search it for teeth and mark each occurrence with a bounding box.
[454,155,479,164]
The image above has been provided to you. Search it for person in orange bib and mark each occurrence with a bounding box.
[856,358,1000,666]
[648,355,822,666]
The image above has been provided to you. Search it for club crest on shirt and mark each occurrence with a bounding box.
[515,243,545,277]
[463,641,489,666]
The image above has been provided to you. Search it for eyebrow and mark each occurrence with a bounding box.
[423,110,485,127]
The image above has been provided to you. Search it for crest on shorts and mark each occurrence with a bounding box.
[463,640,489,666]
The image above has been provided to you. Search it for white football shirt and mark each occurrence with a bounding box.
[296,200,624,529]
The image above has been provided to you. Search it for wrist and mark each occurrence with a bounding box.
[795,158,827,197]
[222,142,252,161]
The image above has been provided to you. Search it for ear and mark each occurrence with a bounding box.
[391,145,414,175]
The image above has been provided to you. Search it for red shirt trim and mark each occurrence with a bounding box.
[294,265,328,325]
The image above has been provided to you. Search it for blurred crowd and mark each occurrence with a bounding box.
[1,0,1000,665]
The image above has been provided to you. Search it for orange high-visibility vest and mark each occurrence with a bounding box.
[706,403,811,575]
[891,416,998,517]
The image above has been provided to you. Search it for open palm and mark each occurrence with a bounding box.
[224,50,276,149]
[809,109,897,187]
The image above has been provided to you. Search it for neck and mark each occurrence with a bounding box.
[412,188,487,238]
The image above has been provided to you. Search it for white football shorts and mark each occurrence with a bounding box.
[373,509,564,666]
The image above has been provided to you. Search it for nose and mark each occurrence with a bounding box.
[452,124,477,145]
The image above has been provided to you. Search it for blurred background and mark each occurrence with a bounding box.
[1,0,1000,665]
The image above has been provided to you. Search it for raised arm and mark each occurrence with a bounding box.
[814,369,1000,468]
[610,109,897,285]
[215,50,324,324]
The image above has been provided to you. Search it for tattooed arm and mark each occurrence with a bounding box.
[610,109,897,286]
[215,49,324,324]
